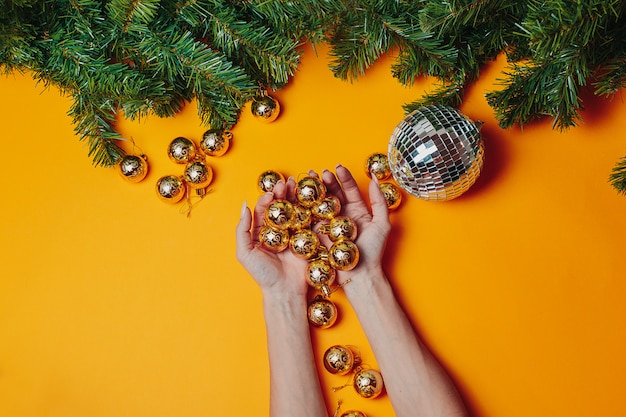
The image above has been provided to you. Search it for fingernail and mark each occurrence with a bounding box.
[240,201,247,218]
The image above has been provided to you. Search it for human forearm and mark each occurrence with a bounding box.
[344,270,468,417]
[263,292,329,417]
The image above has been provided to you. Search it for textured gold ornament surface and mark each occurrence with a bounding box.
[379,182,402,211]
[200,129,231,157]
[306,259,336,290]
[296,176,327,207]
[184,160,213,189]
[291,205,312,230]
[329,239,360,271]
[168,137,196,164]
[156,175,185,204]
[307,295,337,329]
[259,225,289,252]
[311,195,341,220]
[251,94,280,123]
[365,153,391,180]
[264,199,295,230]
[257,170,285,193]
[388,105,484,201]
[117,155,148,183]
[353,368,384,399]
[289,229,320,259]
[340,411,367,417]
[323,345,359,375]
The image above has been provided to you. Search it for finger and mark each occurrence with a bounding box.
[252,192,274,239]
[308,169,319,178]
[235,201,253,259]
[335,165,370,218]
[321,169,345,205]
[369,177,390,224]
[285,176,297,201]
[272,180,287,200]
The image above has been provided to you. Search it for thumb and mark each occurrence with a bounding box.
[368,176,390,223]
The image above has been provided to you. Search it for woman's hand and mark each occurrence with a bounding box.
[236,178,309,298]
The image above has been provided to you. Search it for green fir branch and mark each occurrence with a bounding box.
[609,155,626,195]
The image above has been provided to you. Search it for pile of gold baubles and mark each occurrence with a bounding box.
[156,129,232,204]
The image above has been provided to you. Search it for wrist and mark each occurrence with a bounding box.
[342,266,389,300]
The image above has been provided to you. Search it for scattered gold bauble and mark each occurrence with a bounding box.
[323,345,360,375]
[264,199,295,230]
[259,225,289,252]
[251,94,280,123]
[328,239,360,271]
[327,216,358,242]
[156,175,185,204]
[296,176,327,208]
[379,182,402,211]
[289,229,320,259]
[117,154,148,183]
[257,170,285,193]
[311,195,341,220]
[184,160,213,189]
[200,129,231,157]
[353,368,384,399]
[168,137,196,164]
[307,295,337,329]
[365,153,391,180]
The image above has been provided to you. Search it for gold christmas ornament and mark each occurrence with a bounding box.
[257,170,285,193]
[184,160,213,189]
[200,129,232,157]
[306,259,336,295]
[379,182,402,211]
[307,295,337,329]
[322,216,358,242]
[329,239,360,271]
[167,137,196,164]
[311,195,341,220]
[340,411,367,417]
[289,229,320,259]
[117,154,148,183]
[296,176,327,208]
[264,199,295,230]
[353,368,384,399]
[365,153,391,180]
[259,225,289,252]
[251,93,280,123]
[291,205,312,230]
[323,345,360,375]
[156,175,185,204]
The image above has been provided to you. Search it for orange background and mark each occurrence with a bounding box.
[1,43,626,417]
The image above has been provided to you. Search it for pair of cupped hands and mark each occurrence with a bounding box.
[236,165,391,299]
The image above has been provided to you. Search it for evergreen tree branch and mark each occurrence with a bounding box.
[609,155,626,195]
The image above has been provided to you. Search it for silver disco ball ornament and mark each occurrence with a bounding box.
[388,105,484,201]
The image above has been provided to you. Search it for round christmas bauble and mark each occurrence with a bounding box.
[353,368,384,399]
[307,295,337,329]
[257,170,285,193]
[340,411,367,417]
[184,160,213,189]
[365,153,391,180]
[306,259,336,291]
[388,105,484,201]
[117,154,148,183]
[327,216,358,242]
[200,129,231,157]
[156,175,185,204]
[323,345,359,375]
[296,176,327,208]
[311,195,341,220]
[289,229,320,259]
[328,239,360,271]
[291,205,312,230]
[264,199,295,230]
[168,137,197,164]
[379,182,402,211]
[251,93,280,123]
[259,225,289,252]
